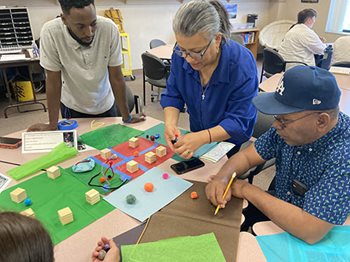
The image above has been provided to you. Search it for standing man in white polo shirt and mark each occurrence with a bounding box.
[278,9,326,70]
[28,0,144,131]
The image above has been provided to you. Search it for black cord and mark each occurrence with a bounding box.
[87,172,128,190]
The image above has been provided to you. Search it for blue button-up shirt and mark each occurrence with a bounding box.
[160,40,258,146]
[255,112,350,224]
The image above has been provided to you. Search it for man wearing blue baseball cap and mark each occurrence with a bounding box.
[206,66,350,244]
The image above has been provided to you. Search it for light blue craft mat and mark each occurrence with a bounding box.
[104,167,193,222]
[256,226,350,262]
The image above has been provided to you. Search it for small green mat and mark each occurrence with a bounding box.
[80,124,144,150]
[64,164,125,194]
[121,232,225,262]
[7,143,78,180]
[0,168,114,244]
[140,123,189,161]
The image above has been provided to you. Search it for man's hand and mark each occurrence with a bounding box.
[128,113,146,124]
[206,175,232,208]
[27,123,57,132]
[91,237,120,262]
[173,132,207,159]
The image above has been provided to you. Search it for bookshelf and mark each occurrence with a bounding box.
[231,28,259,59]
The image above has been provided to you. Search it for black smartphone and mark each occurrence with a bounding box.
[0,137,22,149]
[170,158,205,175]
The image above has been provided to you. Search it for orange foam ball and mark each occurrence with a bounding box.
[99,177,106,183]
[190,191,198,199]
[144,182,154,192]
[133,151,139,157]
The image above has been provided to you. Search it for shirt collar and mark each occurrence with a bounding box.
[63,24,81,50]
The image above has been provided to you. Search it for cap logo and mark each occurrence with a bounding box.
[313,99,321,105]
[276,79,285,96]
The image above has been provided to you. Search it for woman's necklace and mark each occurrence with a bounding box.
[202,83,209,100]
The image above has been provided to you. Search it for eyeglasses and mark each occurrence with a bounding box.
[173,38,213,60]
[273,112,321,128]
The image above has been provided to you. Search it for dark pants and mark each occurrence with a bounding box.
[60,102,117,119]
[241,190,275,232]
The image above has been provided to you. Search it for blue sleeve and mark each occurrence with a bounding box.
[219,50,258,145]
[254,128,279,161]
[160,54,185,111]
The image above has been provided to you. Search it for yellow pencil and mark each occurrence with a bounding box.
[214,172,236,216]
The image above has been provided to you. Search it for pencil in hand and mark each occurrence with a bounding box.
[214,172,237,216]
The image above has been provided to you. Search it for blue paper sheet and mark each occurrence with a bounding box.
[104,167,192,222]
[256,226,350,262]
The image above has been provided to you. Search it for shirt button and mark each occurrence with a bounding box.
[297,151,301,155]
[287,191,291,195]
[309,148,313,152]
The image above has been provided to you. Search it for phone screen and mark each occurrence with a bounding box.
[170,158,205,175]
[0,137,22,145]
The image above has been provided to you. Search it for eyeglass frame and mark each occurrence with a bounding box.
[273,112,322,129]
[173,38,214,60]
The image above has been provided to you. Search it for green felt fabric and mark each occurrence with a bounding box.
[64,164,124,194]
[7,143,78,180]
[0,168,114,244]
[140,123,189,161]
[121,233,226,262]
[80,124,143,150]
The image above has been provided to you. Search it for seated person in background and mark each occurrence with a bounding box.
[28,0,144,132]
[332,36,350,65]
[160,0,258,159]
[206,66,350,244]
[279,9,326,70]
[0,212,54,262]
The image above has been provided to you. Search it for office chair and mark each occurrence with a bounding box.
[149,39,166,49]
[240,111,275,184]
[141,52,169,106]
[332,61,350,68]
[115,85,141,116]
[260,48,307,83]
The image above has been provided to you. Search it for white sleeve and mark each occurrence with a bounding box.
[108,22,123,67]
[39,23,62,72]
[301,30,327,55]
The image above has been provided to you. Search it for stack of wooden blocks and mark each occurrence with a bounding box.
[47,166,61,180]
[10,187,27,203]
[85,189,100,205]
[145,151,156,164]
[57,207,74,225]
[20,208,35,218]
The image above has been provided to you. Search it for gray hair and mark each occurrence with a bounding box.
[173,0,231,41]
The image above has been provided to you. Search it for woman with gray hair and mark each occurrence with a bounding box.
[161,0,258,159]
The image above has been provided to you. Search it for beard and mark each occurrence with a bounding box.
[67,27,94,47]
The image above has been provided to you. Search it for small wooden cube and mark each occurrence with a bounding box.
[10,187,27,203]
[85,189,100,205]
[57,207,74,225]
[47,166,61,180]
[129,137,139,148]
[100,148,112,160]
[126,160,139,173]
[156,146,167,157]
[145,151,156,164]
[20,208,35,218]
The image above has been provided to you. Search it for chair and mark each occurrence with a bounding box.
[259,20,295,50]
[260,48,307,83]
[115,85,141,116]
[149,39,166,49]
[230,34,245,46]
[141,52,169,106]
[240,111,275,184]
[332,61,350,68]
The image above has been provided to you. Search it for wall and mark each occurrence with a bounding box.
[1,0,272,69]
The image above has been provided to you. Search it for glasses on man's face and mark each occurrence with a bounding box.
[173,38,213,60]
[273,112,321,129]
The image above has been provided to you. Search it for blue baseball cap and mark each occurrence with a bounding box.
[253,66,341,115]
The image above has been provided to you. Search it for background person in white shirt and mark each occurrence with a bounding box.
[332,36,350,65]
[28,0,145,132]
[278,9,326,70]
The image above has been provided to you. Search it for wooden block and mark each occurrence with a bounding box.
[100,148,112,160]
[20,208,35,218]
[126,160,139,173]
[10,187,27,203]
[129,137,139,148]
[156,146,167,157]
[85,189,100,205]
[47,166,61,180]
[57,207,74,225]
[145,151,156,164]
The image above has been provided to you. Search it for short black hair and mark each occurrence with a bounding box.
[58,0,95,14]
[297,9,317,24]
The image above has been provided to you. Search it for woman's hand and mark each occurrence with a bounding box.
[164,124,181,151]
[173,131,207,159]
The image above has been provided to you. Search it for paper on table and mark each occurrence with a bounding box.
[0,172,11,193]
[330,66,350,75]
[121,233,226,262]
[0,54,27,61]
[200,142,235,163]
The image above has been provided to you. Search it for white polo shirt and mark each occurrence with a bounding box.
[278,24,326,70]
[40,16,122,114]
